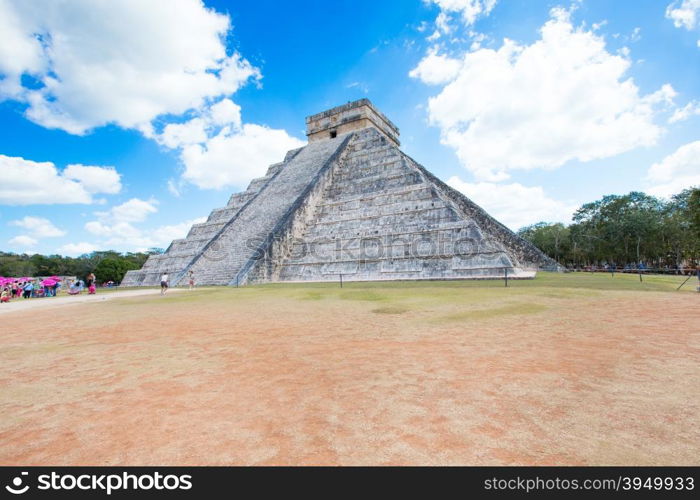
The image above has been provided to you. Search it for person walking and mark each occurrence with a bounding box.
[188,270,195,291]
[160,272,169,295]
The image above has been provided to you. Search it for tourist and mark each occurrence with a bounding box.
[188,270,195,290]
[160,272,169,295]
[22,281,33,299]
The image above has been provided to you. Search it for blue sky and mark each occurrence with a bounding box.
[1,0,699,256]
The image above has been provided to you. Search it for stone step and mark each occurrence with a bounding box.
[319,183,433,208]
[325,171,423,198]
[317,196,447,220]
[302,220,477,242]
[277,252,516,281]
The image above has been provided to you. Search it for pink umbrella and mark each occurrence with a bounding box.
[41,279,57,286]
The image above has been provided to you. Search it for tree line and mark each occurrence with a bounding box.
[0,249,163,284]
[518,188,700,269]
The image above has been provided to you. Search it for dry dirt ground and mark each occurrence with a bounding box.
[0,273,698,465]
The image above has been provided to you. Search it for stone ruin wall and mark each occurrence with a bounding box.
[306,98,400,146]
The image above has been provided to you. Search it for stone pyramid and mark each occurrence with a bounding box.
[122,99,556,287]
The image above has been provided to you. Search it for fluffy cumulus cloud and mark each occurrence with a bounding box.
[83,197,206,251]
[447,177,576,229]
[411,8,674,181]
[154,97,304,190]
[101,198,159,224]
[179,124,305,189]
[0,154,121,205]
[10,216,66,238]
[666,0,700,30]
[0,0,258,134]
[0,0,305,192]
[646,140,700,197]
[63,165,122,194]
[56,242,98,256]
[8,216,65,252]
[409,48,462,84]
[8,235,38,248]
[85,216,207,252]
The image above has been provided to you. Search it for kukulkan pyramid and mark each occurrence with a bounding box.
[122,99,556,287]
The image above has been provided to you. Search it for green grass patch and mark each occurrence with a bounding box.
[442,302,548,321]
[372,306,409,315]
[339,290,387,301]
[301,291,324,300]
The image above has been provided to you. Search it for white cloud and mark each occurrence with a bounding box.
[179,124,305,189]
[411,8,673,181]
[666,0,700,30]
[209,98,242,127]
[150,217,207,248]
[668,100,700,123]
[423,0,496,40]
[8,235,38,248]
[86,198,159,241]
[9,216,65,238]
[447,177,576,230]
[85,216,206,251]
[159,118,209,149]
[408,49,462,85]
[646,140,700,197]
[83,196,207,251]
[63,164,121,194]
[153,97,304,190]
[429,0,497,27]
[0,2,303,193]
[0,0,259,134]
[107,198,159,223]
[0,154,121,205]
[57,242,98,256]
[157,97,243,149]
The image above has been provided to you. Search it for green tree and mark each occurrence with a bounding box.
[572,192,664,265]
[94,258,140,283]
[518,222,571,263]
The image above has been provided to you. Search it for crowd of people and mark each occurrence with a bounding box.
[0,272,98,304]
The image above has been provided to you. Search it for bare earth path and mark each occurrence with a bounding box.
[0,275,697,465]
[0,288,185,315]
